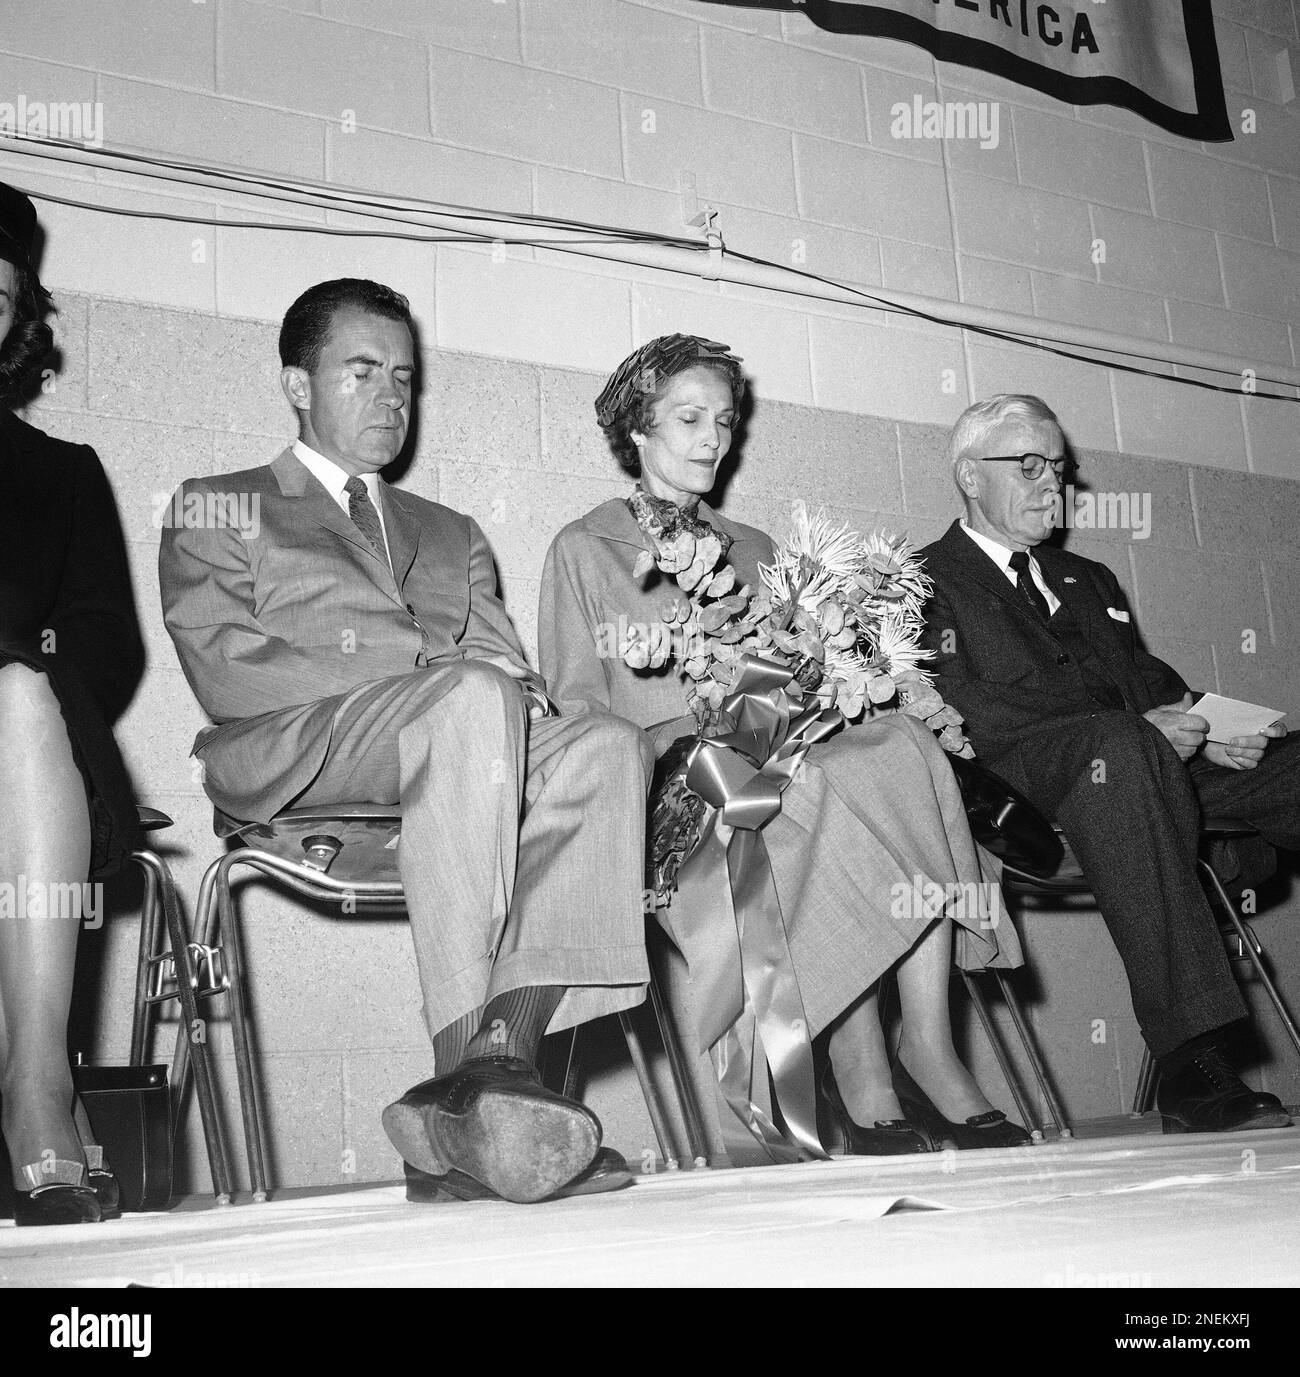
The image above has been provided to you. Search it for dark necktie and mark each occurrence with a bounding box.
[344,475,389,567]
[1008,550,1051,624]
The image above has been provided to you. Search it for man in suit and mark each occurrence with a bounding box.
[919,393,1297,1133]
[159,279,653,1203]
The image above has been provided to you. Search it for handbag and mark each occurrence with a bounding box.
[946,754,1064,879]
[72,1061,174,1212]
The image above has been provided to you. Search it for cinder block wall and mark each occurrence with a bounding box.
[2,0,1298,1189]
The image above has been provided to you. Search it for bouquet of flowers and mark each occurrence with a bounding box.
[623,495,972,901]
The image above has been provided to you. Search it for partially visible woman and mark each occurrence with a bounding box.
[539,334,1028,1158]
[0,182,143,1224]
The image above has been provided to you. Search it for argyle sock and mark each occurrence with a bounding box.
[432,1011,479,1076]
[463,986,564,1068]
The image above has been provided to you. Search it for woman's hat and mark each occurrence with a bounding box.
[0,181,37,269]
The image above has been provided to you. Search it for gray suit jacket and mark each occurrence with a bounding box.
[159,448,539,818]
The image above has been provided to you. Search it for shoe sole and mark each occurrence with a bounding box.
[406,1162,633,1204]
[382,1091,602,1204]
[1161,1108,1293,1133]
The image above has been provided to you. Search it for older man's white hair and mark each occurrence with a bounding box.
[947,394,1063,473]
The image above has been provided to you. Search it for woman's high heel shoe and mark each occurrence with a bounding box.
[13,1159,102,1227]
[821,1064,937,1155]
[81,1145,122,1221]
[892,1058,1032,1150]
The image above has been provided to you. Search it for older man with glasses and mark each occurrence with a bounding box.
[918,393,1298,1135]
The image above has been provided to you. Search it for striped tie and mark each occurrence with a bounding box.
[344,475,389,568]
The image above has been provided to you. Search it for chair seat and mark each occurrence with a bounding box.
[214,805,403,885]
[1200,816,1257,839]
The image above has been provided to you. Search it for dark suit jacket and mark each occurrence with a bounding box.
[1,407,143,873]
[917,520,1187,767]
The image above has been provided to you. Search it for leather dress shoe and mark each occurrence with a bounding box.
[382,1055,601,1204]
[820,1064,936,1155]
[1157,1047,1291,1134]
[403,1147,633,1204]
[893,1058,1032,1150]
[13,1159,101,1227]
[82,1146,122,1221]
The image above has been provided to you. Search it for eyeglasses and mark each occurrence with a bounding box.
[977,453,1074,481]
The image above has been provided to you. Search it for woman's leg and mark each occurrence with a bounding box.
[827,986,904,1124]
[893,916,994,1122]
[0,664,91,1185]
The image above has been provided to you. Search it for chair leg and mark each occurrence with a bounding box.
[129,853,163,1066]
[1131,1043,1158,1117]
[215,862,271,1201]
[647,952,710,1169]
[962,971,1045,1141]
[619,1009,680,1171]
[992,970,1072,1139]
[151,853,235,1205]
[1198,858,1300,1060]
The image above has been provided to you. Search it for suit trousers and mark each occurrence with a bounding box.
[991,711,1297,1057]
[204,659,654,1044]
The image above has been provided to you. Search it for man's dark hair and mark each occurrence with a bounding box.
[278,278,413,374]
[0,257,54,402]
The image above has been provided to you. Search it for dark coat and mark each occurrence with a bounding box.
[918,519,1187,767]
[0,408,143,875]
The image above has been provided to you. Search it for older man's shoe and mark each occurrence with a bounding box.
[382,1054,601,1204]
[1157,1047,1291,1133]
[403,1147,633,1204]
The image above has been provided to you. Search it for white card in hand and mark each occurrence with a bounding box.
[1188,693,1286,744]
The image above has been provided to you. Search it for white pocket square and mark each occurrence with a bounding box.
[1106,607,1130,623]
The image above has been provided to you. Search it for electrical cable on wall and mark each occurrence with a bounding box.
[6,134,1296,403]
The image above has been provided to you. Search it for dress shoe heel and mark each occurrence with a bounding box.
[13,1159,101,1227]
[82,1145,122,1221]
[404,1147,633,1204]
[820,1064,936,1155]
[892,1057,1032,1151]
[1160,1116,1189,1135]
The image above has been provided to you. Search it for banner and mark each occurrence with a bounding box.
[698,0,1231,141]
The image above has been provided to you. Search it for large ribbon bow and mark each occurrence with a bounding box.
[664,654,842,1161]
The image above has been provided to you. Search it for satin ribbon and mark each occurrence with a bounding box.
[660,654,842,1161]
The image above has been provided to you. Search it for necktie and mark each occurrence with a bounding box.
[1008,550,1051,624]
[344,475,389,567]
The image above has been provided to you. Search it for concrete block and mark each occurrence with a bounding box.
[898,419,961,522]
[99,75,325,180]
[1244,393,1300,479]
[1070,448,1196,550]
[864,66,941,164]
[523,0,702,104]
[631,0,783,37]
[1262,557,1300,651]
[624,92,798,215]
[1111,370,1249,471]
[1220,236,1300,321]
[796,135,951,248]
[327,126,533,213]
[1167,299,1293,371]
[1245,25,1299,104]
[117,668,216,799]
[0,0,215,90]
[88,299,285,433]
[949,171,1092,275]
[1214,20,1255,95]
[630,279,813,405]
[809,316,968,425]
[1190,466,1300,557]
[1215,0,1296,41]
[1138,635,1216,693]
[730,396,901,511]
[539,363,621,480]
[1221,91,1300,178]
[1211,635,1296,707]
[422,348,541,468]
[1269,173,1300,253]
[958,255,1034,315]
[965,339,1117,451]
[322,0,522,59]
[704,26,864,142]
[436,245,632,371]
[1013,106,1151,214]
[535,167,683,240]
[431,45,623,177]
[1129,543,1268,645]
[1031,271,1168,344]
[880,238,958,305]
[1092,206,1223,306]
[218,0,428,135]
[929,81,1019,182]
[714,201,882,290]
[1148,141,1274,241]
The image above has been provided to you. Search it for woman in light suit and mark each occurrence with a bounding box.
[539,334,1029,1158]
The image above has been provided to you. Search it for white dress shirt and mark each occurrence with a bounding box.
[959,520,1061,616]
[293,439,393,566]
